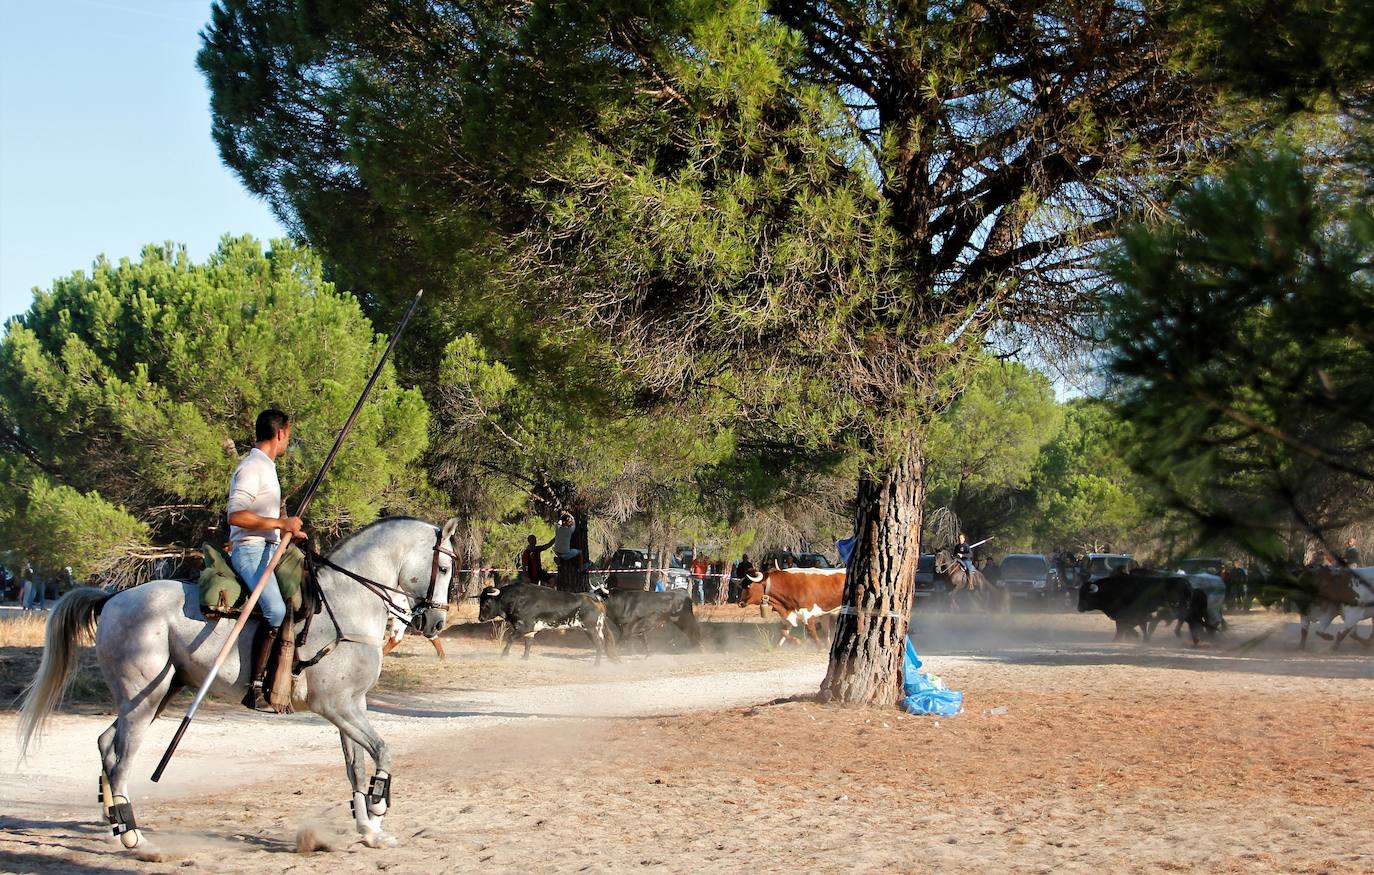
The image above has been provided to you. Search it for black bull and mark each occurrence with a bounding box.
[478,583,615,664]
[591,586,703,655]
[1078,572,1220,644]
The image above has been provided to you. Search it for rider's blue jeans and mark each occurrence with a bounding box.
[231,540,287,628]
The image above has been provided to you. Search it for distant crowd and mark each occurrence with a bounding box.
[1,564,72,611]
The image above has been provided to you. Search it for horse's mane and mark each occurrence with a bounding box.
[325,515,432,559]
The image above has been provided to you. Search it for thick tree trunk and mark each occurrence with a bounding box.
[819,453,924,706]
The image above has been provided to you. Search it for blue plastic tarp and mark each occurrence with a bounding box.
[901,639,963,717]
[836,536,855,566]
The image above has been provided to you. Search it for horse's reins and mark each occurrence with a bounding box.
[294,530,456,670]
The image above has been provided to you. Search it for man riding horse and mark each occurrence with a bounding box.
[934,532,994,610]
[227,409,307,709]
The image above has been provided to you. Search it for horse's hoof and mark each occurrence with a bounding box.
[362,830,398,849]
[120,828,145,850]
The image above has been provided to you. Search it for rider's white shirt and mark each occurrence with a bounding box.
[226,447,282,547]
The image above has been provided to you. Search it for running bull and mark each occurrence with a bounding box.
[1078,571,1219,644]
[589,584,703,656]
[478,582,616,664]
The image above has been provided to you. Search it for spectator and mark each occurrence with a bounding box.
[520,533,554,585]
[1344,536,1361,567]
[836,536,855,567]
[552,511,583,572]
[690,554,708,605]
[732,554,754,602]
[19,564,37,610]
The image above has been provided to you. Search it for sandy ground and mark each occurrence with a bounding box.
[1,608,1371,873]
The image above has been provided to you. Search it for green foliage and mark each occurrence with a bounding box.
[0,470,148,579]
[1170,0,1374,119]
[1027,400,1152,552]
[0,237,431,574]
[440,333,733,498]
[926,358,1063,539]
[199,0,1224,471]
[1102,150,1374,557]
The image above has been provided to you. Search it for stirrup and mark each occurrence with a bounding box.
[242,680,263,710]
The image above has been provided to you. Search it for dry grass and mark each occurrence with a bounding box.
[0,610,112,712]
[0,612,48,647]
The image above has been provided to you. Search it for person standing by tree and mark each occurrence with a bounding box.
[521,533,554,585]
[1344,537,1361,567]
[551,511,583,580]
[690,554,709,605]
[226,409,305,708]
[19,564,35,611]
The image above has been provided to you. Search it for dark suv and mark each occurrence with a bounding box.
[911,554,943,602]
[1076,553,1135,591]
[795,552,835,569]
[997,554,1060,603]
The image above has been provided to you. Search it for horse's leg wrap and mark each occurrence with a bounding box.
[107,801,137,836]
[104,794,141,847]
[351,791,395,847]
[366,771,391,816]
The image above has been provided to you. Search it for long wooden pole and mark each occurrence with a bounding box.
[152,290,423,782]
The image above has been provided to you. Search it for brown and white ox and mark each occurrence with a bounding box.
[1299,566,1374,650]
[737,567,846,647]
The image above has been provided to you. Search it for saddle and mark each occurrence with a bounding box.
[196,542,320,714]
[198,542,306,620]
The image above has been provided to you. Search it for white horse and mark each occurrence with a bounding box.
[18,516,458,852]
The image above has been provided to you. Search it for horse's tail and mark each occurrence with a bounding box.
[17,586,111,759]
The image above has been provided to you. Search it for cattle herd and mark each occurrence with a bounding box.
[475,561,1374,659]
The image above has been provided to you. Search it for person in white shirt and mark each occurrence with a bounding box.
[226,409,305,705]
[553,511,584,575]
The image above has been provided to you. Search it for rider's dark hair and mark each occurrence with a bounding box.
[255,409,290,442]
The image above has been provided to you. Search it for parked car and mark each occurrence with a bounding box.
[1173,557,1234,623]
[1176,557,1226,576]
[1078,553,1135,583]
[795,552,836,569]
[600,548,691,591]
[997,553,1061,603]
[911,554,944,602]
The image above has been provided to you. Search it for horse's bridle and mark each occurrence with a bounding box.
[419,529,461,617]
[305,528,457,631]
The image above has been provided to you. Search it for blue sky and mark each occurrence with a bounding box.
[0,0,287,323]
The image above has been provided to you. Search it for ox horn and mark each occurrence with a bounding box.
[747,572,763,583]
[483,586,501,597]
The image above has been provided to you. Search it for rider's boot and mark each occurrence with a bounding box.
[242,624,279,709]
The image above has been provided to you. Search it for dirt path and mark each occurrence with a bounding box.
[0,656,825,819]
[2,611,1372,873]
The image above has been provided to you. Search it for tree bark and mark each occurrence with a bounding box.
[819,453,924,706]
